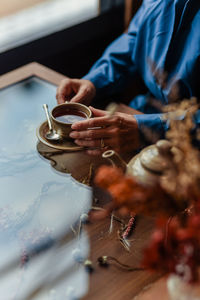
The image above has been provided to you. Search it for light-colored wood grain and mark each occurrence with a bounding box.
[133,277,169,300]
[0,62,66,89]
[82,215,161,300]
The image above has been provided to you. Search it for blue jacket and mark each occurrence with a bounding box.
[83,0,200,140]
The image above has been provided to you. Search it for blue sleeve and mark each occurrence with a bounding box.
[134,113,169,145]
[194,110,200,127]
[83,4,146,97]
[193,110,200,147]
[135,109,200,147]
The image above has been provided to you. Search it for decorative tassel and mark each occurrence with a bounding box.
[122,214,136,239]
[108,213,114,234]
[98,256,144,271]
[119,238,131,252]
[72,249,94,272]
[117,213,137,252]
[84,259,94,273]
[77,213,89,239]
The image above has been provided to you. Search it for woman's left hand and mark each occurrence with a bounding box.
[69,106,140,155]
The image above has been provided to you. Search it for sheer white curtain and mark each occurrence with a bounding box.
[0,0,99,53]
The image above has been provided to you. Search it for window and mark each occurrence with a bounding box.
[0,0,100,53]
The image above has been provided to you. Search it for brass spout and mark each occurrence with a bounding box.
[102,150,127,173]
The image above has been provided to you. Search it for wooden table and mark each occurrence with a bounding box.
[0,63,167,300]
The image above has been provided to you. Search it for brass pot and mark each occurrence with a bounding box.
[102,140,178,187]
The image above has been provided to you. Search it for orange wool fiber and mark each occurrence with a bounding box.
[94,165,124,189]
[108,177,138,205]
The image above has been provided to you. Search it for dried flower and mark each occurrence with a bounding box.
[160,98,200,205]
[94,165,185,216]
[142,211,200,283]
[94,165,124,189]
[93,92,200,284]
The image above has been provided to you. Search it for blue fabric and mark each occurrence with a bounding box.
[83,0,200,141]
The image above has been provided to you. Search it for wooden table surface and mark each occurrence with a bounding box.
[0,63,169,300]
[83,216,161,300]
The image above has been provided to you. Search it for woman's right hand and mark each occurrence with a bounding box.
[56,78,96,105]
[70,106,140,155]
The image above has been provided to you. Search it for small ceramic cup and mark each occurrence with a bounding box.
[51,102,92,140]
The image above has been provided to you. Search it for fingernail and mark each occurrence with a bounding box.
[69,132,76,138]
[71,124,77,129]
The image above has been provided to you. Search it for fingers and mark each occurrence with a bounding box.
[69,92,87,103]
[74,133,126,152]
[56,78,72,104]
[89,106,107,117]
[70,127,129,148]
[70,127,110,140]
[70,84,92,103]
[73,127,138,154]
[74,138,107,148]
[71,114,123,131]
[86,149,103,156]
[70,112,140,154]
[71,116,107,130]
[56,78,96,105]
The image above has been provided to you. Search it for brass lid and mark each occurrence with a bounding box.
[140,140,172,174]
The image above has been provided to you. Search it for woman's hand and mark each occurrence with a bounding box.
[69,107,140,155]
[56,78,96,105]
